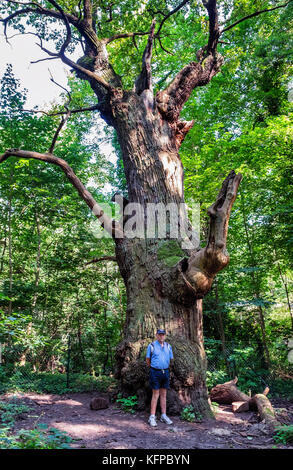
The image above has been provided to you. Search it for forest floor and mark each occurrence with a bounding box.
[1,391,293,449]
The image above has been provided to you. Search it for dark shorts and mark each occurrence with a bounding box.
[149,368,170,390]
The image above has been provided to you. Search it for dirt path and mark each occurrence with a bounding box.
[2,392,293,449]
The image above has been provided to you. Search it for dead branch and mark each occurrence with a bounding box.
[206,170,243,259]
[181,170,242,296]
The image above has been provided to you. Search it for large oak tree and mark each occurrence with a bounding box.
[1,0,290,415]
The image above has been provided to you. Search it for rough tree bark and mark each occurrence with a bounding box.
[4,0,289,416]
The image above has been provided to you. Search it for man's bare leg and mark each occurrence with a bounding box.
[150,389,160,416]
[159,388,167,415]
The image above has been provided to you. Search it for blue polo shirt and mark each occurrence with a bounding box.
[146,340,173,369]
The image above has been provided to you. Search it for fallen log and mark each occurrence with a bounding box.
[210,377,281,432]
[248,392,280,432]
[210,377,249,404]
[232,401,250,413]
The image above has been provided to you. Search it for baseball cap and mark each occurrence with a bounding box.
[157,329,166,334]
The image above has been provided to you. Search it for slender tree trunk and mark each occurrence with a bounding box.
[240,193,270,367]
[214,279,227,355]
[77,315,87,370]
[0,222,7,274]
[273,249,293,330]
[76,293,87,371]
[8,194,13,316]
[20,208,41,367]
[32,208,41,309]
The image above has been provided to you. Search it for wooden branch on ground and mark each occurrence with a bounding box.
[210,377,249,403]
[210,377,281,433]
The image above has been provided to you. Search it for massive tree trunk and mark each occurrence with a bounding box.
[115,237,210,415]
[107,90,241,416]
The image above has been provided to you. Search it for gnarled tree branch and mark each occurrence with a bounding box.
[156,0,222,123]
[203,0,220,54]
[0,149,123,239]
[177,170,242,299]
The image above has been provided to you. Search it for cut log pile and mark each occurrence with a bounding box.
[210,377,280,432]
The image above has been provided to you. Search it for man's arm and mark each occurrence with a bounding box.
[146,344,151,367]
[169,345,174,370]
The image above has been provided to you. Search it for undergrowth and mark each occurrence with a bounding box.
[0,368,117,395]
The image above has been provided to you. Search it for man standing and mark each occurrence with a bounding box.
[146,329,174,427]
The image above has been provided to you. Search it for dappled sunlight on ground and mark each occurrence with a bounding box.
[2,392,293,449]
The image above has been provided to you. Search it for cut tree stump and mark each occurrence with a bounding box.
[210,377,281,433]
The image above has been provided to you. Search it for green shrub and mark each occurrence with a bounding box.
[273,425,293,445]
[116,394,138,413]
[0,424,73,449]
[206,370,229,389]
[180,405,202,422]
[0,400,31,426]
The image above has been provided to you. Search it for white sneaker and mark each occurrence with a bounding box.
[160,415,173,425]
[148,415,157,427]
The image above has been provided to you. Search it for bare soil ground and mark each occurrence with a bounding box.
[1,392,293,449]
